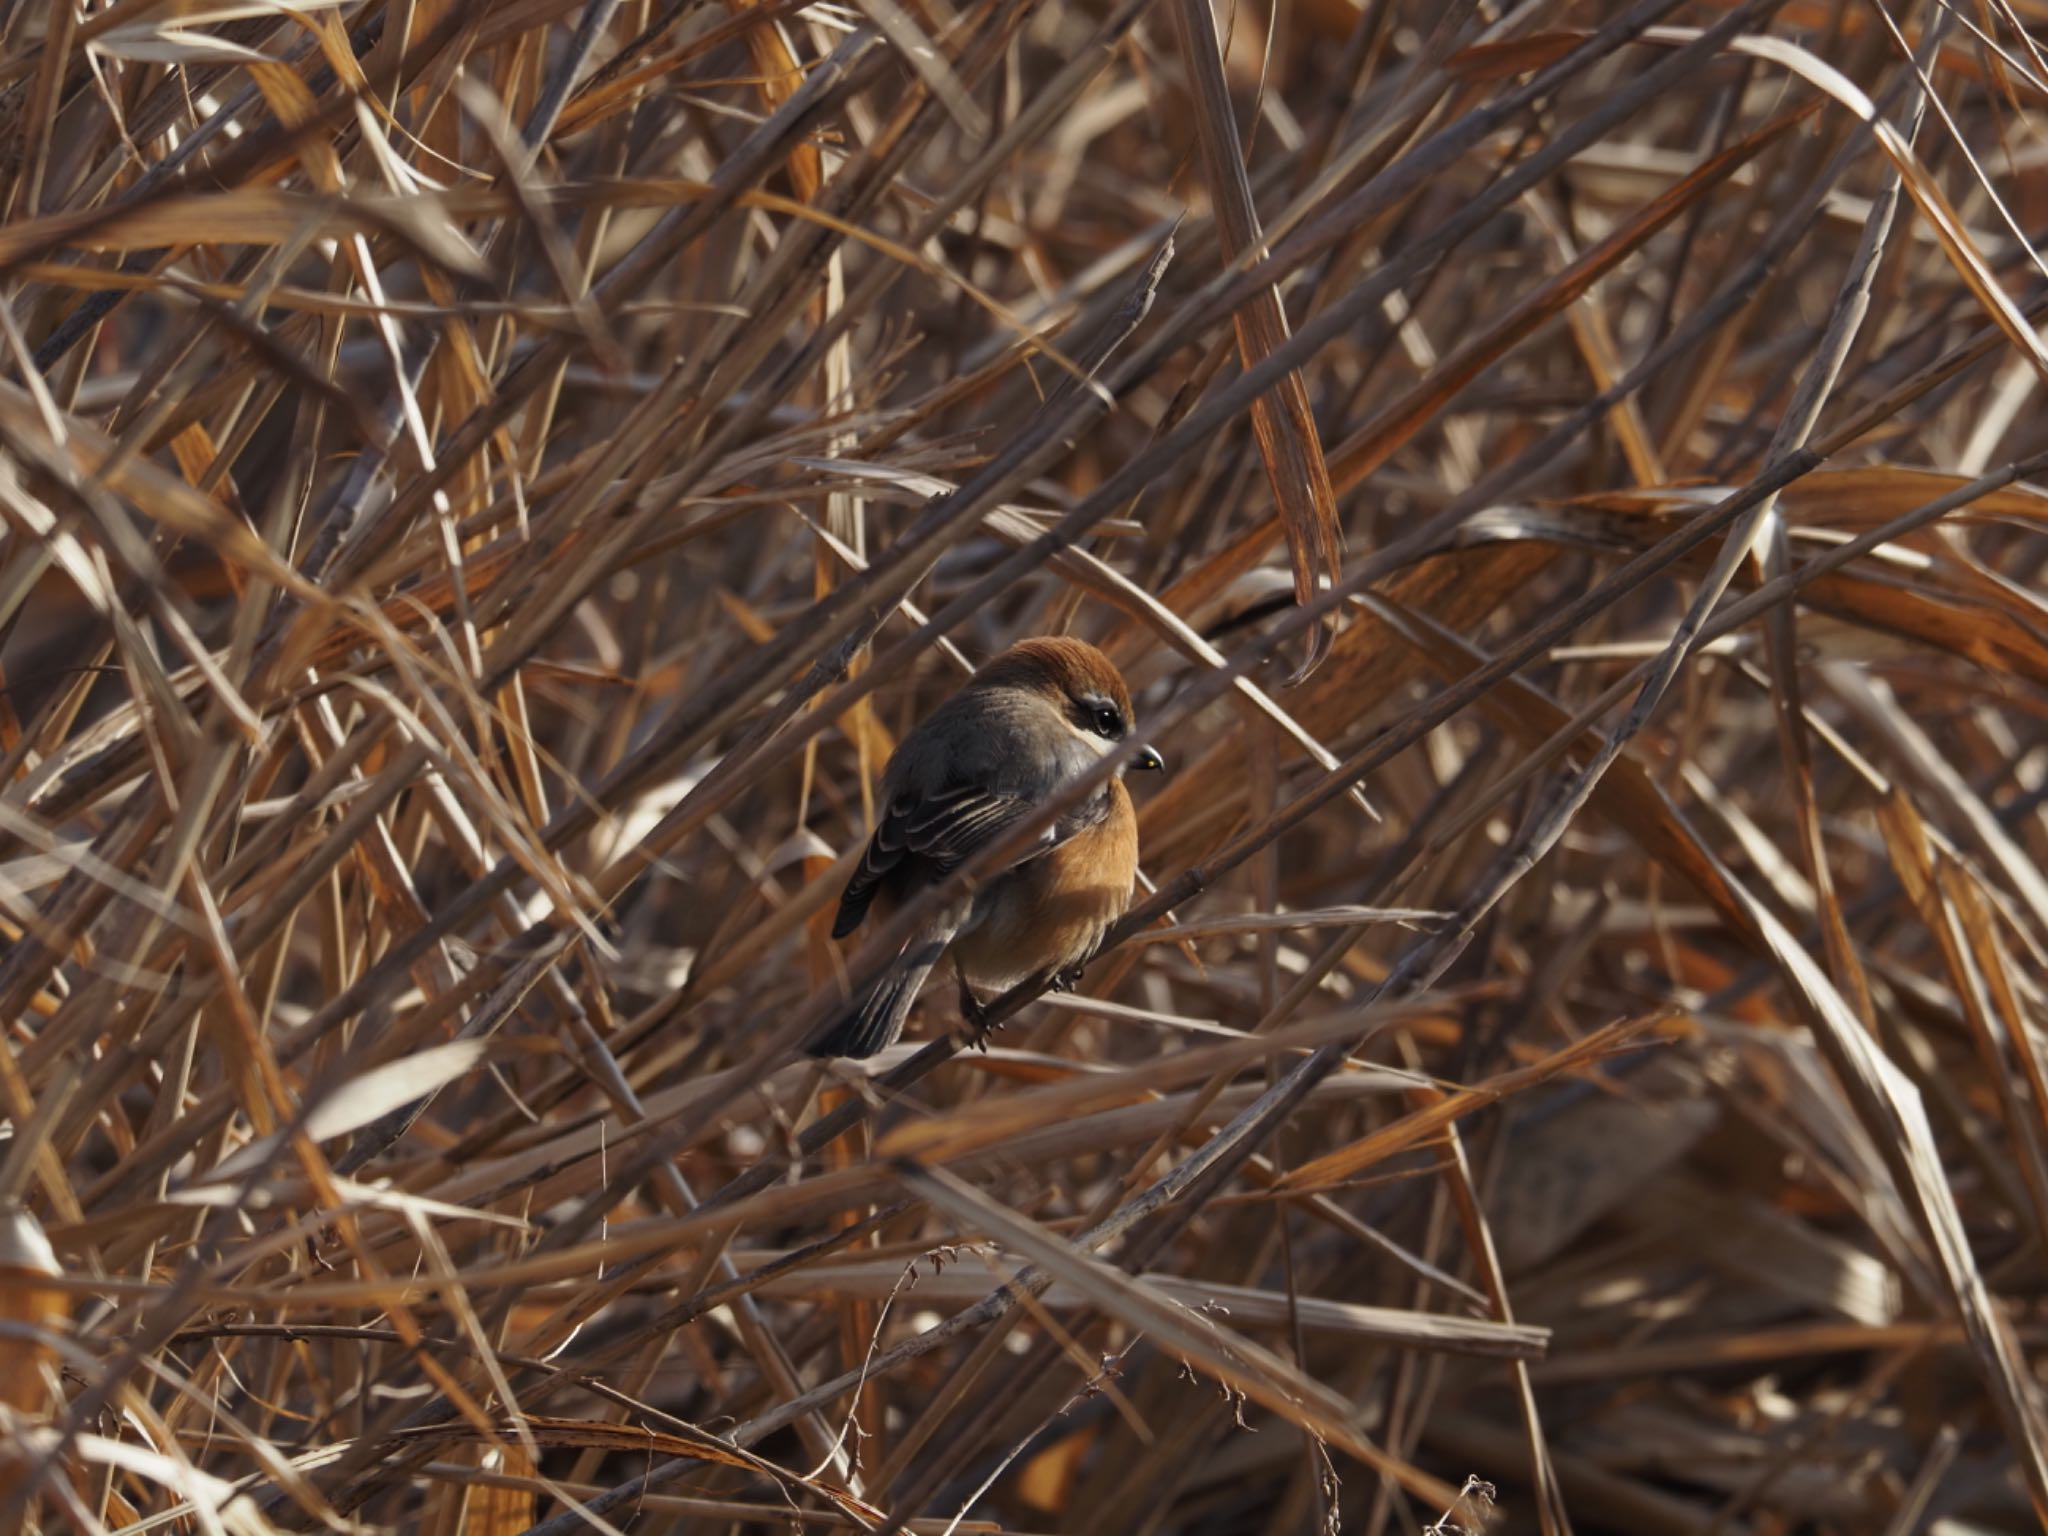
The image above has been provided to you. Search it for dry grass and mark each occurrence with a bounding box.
[3,0,2048,1531]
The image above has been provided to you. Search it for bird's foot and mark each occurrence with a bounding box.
[957,982,997,1051]
[1051,962,1085,992]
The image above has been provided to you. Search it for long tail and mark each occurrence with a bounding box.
[808,931,950,1059]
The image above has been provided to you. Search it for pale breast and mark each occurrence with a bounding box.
[950,781,1138,996]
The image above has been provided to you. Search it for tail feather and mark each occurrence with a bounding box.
[808,937,946,1059]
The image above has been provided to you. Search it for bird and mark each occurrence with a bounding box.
[808,637,1164,1059]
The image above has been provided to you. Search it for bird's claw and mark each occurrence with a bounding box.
[957,985,997,1051]
[1051,963,1085,992]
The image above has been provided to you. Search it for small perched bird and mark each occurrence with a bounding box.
[809,637,1164,1059]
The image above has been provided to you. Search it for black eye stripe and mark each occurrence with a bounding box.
[1064,704,1130,741]
[1073,697,1125,737]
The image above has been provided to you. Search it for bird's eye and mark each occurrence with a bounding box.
[1093,705,1122,737]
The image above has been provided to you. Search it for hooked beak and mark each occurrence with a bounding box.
[1129,743,1166,773]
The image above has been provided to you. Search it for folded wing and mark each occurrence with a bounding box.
[831,783,1053,938]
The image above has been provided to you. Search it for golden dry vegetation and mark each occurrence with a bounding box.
[2,0,2048,1532]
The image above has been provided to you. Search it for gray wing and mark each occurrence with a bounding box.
[831,784,1053,939]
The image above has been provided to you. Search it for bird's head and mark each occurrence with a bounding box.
[973,637,1166,777]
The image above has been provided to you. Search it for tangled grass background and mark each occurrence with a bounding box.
[3,0,2048,1531]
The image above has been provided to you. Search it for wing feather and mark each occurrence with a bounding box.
[831,785,1049,938]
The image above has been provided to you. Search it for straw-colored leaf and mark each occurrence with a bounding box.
[197,1041,489,1183]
